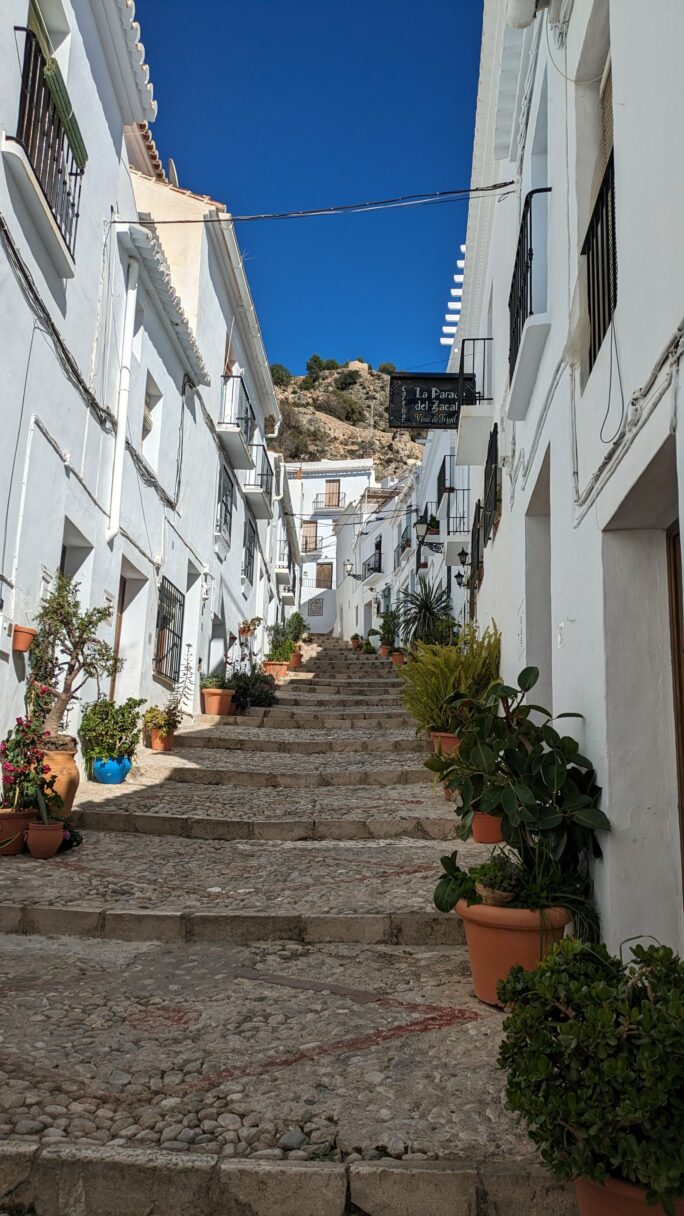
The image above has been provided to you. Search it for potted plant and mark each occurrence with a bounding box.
[0,717,66,858]
[288,643,303,671]
[350,633,361,651]
[431,668,609,1006]
[426,514,440,536]
[379,609,399,658]
[263,624,294,681]
[399,628,500,759]
[239,616,262,639]
[361,639,376,654]
[201,672,235,715]
[143,691,183,752]
[80,697,145,784]
[390,647,406,666]
[28,574,122,812]
[12,624,37,653]
[397,575,458,646]
[229,664,278,713]
[498,939,684,1216]
[286,612,306,643]
[367,627,381,651]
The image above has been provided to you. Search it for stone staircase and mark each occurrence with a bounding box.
[0,637,576,1214]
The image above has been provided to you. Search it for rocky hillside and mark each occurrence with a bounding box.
[268,361,422,479]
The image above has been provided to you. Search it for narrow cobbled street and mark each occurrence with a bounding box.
[0,640,573,1213]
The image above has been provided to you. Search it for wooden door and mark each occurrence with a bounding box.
[109,576,126,699]
[667,521,684,900]
[316,563,333,590]
[324,480,340,507]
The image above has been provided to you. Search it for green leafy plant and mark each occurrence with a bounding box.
[397,575,457,645]
[498,939,684,1215]
[351,633,361,642]
[200,672,230,690]
[29,573,122,736]
[334,369,361,391]
[143,699,182,738]
[380,609,399,648]
[399,627,500,735]
[229,665,277,711]
[80,698,145,765]
[286,612,306,643]
[270,363,292,387]
[367,628,380,638]
[427,514,440,533]
[266,623,295,662]
[361,640,375,654]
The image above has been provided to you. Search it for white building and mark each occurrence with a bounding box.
[286,459,374,633]
[0,0,291,736]
[450,0,684,952]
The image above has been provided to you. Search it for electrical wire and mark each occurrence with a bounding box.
[545,18,604,86]
[109,181,515,226]
[599,318,626,446]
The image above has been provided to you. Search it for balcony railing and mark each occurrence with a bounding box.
[277,539,292,571]
[437,455,455,504]
[362,552,382,580]
[416,545,428,572]
[447,488,470,535]
[483,425,500,546]
[582,153,617,373]
[454,338,493,404]
[313,491,346,511]
[508,188,551,379]
[416,501,441,538]
[16,29,85,257]
[301,531,320,554]
[220,375,257,446]
[247,445,274,499]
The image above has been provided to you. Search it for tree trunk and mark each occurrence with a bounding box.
[44,690,73,737]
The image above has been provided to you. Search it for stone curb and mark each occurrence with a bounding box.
[0,1143,578,1215]
[0,904,466,946]
[70,809,458,842]
[145,765,431,789]
[173,734,420,755]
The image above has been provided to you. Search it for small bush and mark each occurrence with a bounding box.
[378,362,396,375]
[80,697,145,764]
[334,370,361,391]
[270,363,292,387]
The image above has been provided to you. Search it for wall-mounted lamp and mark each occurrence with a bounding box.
[343,559,363,581]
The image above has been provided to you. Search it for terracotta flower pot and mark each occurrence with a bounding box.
[45,746,80,815]
[12,625,37,653]
[576,1178,684,1216]
[0,811,36,855]
[351,639,360,651]
[456,900,571,1006]
[26,821,65,859]
[288,652,303,670]
[149,727,174,752]
[263,661,288,682]
[391,652,405,666]
[431,731,460,757]
[379,645,391,658]
[202,688,235,715]
[472,811,504,844]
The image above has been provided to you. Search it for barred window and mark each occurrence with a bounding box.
[154,577,185,683]
[243,517,256,584]
[217,465,234,540]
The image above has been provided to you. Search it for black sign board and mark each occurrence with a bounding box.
[388,372,475,430]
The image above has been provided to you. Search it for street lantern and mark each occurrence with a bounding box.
[414,518,428,542]
[455,571,465,588]
[458,547,468,567]
[343,558,353,577]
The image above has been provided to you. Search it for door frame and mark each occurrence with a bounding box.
[666,519,684,903]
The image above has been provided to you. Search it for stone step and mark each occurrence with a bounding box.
[72,780,454,843]
[283,683,403,697]
[135,752,430,790]
[0,834,472,945]
[199,711,414,730]
[174,730,422,755]
[274,694,403,708]
[0,936,573,1214]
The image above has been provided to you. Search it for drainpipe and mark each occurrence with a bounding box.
[107,255,139,542]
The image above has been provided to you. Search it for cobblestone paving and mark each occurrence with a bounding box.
[0,936,532,1165]
[0,835,482,914]
[139,747,425,776]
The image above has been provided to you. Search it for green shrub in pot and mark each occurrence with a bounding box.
[498,939,684,1215]
[266,623,294,662]
[286,613,306,642]
[400,625,500,735]
[379,609,400,649]
[80,697,145,769]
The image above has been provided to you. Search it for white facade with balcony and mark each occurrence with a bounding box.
[286,459,375,634]
[0,0,290,737]
[448,0,684,953]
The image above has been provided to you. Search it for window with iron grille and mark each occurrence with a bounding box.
[216,464,234,540]
[154,577,185,683]
[508,189,552,379]
[469,500,484,622]
[242,517,256,584]
[582,152,617,374]
[483,425,499,547]
[302,521,318,553]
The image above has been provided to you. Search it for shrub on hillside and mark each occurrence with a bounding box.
[378,362,396,374]
[334,369,361,391]
[270,363,292,387]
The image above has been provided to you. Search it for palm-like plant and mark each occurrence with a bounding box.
[397,575,456,645]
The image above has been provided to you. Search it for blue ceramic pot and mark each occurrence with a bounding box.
[92,756,132,785]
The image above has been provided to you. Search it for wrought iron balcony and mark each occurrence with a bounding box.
[437,456,455,503]
[312,491,346,512]
[277,539,292,571]
[416,502,441,539]
[220,376,257,446]
[15,28,85,257]
[582,153,617,373]
[362,552,382,580]
[454,337,493,404]
[447,488,470,535]
[508,188,551,379]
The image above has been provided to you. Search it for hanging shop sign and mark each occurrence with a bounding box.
[388,372,475,429]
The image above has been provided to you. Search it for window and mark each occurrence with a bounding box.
[581,57,616,374]
[142,373,162,470]
[316,563,333,590]
[216,465,234,540]
[15,4,85,257]
[242,517,256,584]
[154,577,185,683]
[324,480,341,507]
[302,521,318,553]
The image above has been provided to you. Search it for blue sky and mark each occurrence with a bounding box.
[137,1,483,375]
